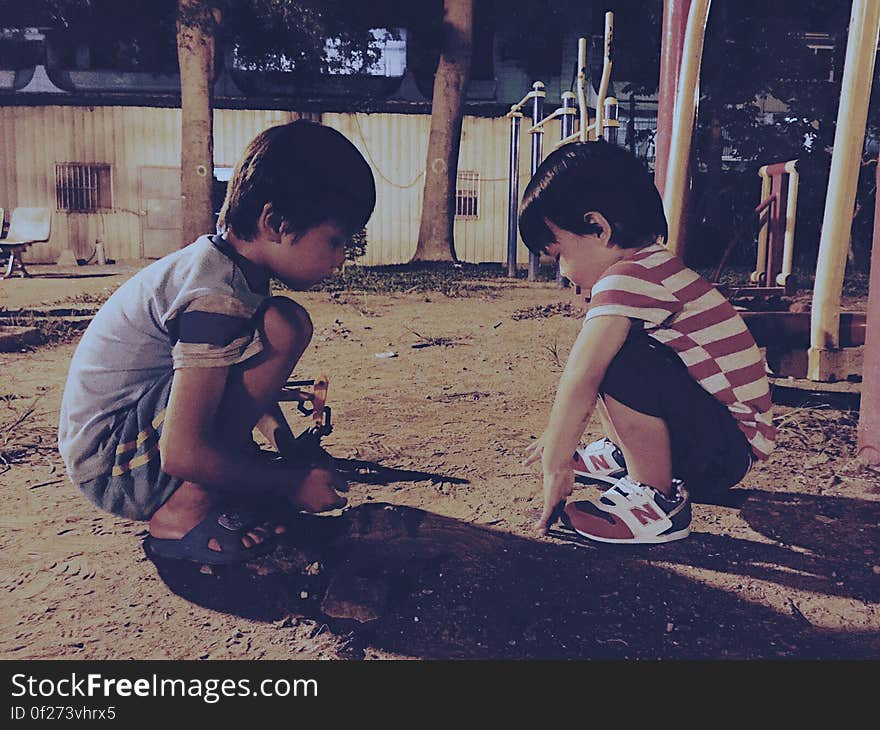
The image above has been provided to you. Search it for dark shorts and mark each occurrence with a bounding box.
[77,372,182,521]
[599,330,754,499]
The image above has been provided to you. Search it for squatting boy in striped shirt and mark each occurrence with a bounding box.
[521,141,774,544]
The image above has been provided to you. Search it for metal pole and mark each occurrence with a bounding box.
[561,92,576,142]
[752,167,772,284]
[577,39,588,141]
[809,0,880,381]
[529,81,545,282]
[506,111,522,278]
[655,0,692,196]
[778,160,799,288]
[603,97,619,145]
[663,0,711,257]
[557,92,577,287]
[857,151,880,463]
[594,12,614,141]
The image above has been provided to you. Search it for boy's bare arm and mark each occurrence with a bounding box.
[256,402,298,454]
[159,366,342,506]
[543,315,631,467]
[535,314,632,532]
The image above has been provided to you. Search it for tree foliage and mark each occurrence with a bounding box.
[1,0,409,76]
[691,0,877,270]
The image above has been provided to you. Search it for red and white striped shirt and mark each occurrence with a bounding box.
[585,243,775,459]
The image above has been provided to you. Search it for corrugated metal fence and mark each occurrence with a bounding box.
[0,105,541,266]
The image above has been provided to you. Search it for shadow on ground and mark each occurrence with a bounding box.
[146,475,880,659]
[13,272,122,279]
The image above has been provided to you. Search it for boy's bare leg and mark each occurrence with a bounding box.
[595,397,623,445]
[602,393,673,496]
[149,297,313,552]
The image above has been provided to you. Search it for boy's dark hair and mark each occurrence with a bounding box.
[218,120,376,240]
[518,140,668,255]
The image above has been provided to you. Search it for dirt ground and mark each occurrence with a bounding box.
[1,264,878,660]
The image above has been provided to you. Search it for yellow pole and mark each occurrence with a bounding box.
[594,12,614,142]
[577,38,588,142]
[752,167,771,284]
[778,160,799,287]
[663,0,711,256]
[809,0,880,380]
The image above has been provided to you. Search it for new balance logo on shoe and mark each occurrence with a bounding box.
[572,438,627,486]
[629,501,663,526]
[589,454,612,471]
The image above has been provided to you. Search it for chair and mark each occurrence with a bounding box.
[0,207,52,280]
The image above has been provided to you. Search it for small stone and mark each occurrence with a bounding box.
[666,622,674,633]
[300,591,309,600]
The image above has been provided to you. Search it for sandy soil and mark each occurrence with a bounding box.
[1,265,878,660]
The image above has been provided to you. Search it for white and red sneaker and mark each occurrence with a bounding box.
[572,438,627,486]
[562,476,691,544]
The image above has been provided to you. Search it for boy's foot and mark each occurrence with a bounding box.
[145,506,281,565]
[572,437,627,486]
[148,481,284,564]
[562,476,691,544]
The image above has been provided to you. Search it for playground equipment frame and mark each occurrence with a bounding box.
[655,0,880,460]
[505,12,615,281]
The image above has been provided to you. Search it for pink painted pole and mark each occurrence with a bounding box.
[856,156,880,463]
[654,0,691,197]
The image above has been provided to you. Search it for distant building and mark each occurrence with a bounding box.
[0,8,846,265]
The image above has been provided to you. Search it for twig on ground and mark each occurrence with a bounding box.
[407,327,468,349]
[543,338,563,369]
[1,396,57,468]
[29,478,64,490]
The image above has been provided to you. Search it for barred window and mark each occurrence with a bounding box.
[55,163,113,211]
[455,170,479,218]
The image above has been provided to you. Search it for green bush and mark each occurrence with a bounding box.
[346,228,367,262]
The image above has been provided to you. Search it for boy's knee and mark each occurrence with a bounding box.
[260,296,313,354]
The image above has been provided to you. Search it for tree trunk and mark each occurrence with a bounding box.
[177,0,218,246]
[411,0,474,263]
[705,113,723,228]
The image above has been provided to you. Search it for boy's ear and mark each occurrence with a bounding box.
[259,203,283,240]
[583,212,612,244]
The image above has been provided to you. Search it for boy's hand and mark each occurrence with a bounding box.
[536,466,573,535]
[522,434,545,467]
[289,466,348,513]
[524,435,572,534]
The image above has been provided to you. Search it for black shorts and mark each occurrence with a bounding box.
[599,329,754,500]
